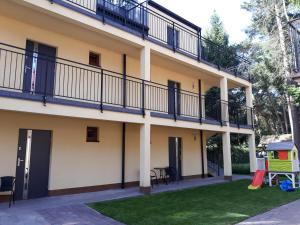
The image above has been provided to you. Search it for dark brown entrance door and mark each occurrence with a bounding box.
[168,137,182,181]
[15,129,52,200]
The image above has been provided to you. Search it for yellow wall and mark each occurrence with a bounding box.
[0,111,205,191]
[0,13,216,109]
[151,126,203,176]
[0,111,139,190]
[151,64,198,92]
[0,14,141,105]
[0,15,140,75]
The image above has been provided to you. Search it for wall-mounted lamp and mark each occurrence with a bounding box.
[193,131,197,141]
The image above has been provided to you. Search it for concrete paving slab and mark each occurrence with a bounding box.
[0,175,250,225]
[237,199,300,225]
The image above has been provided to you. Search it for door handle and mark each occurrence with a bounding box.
[25,168,29,178]
[17,157,24,167]
[25,66,31,71]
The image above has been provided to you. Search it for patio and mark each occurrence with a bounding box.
[0,175,249,225]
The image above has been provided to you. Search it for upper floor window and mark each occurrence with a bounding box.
[167,26,180,49]
[89,52,101,67]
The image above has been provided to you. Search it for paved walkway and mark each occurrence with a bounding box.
[237,199,300,225]
[0,175,250,225]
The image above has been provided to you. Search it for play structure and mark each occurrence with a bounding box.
[248,170,266,190]
[249,141,300,190]
[267,141,300,188]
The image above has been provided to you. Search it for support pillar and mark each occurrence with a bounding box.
[139,122,151,194]
[140,46,150,81]
[202,132,208,176]
[222,132,232,180]
[139,45,151,194]
[199,81,206,119]
[220,78,229,123]
[246,85,253,126]
[248,133,257,173]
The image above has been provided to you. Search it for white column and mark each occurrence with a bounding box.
[200,81,206,119]
[140,46,151,117]
[140,122,151,193]
[202,132,208,175]
[248,133,257,173]
[202,98,206,119]
[246,85,253,126]
[139,45,151,193]
[222,131,232,180]
[140,46,150,81]
[220,77,228,123]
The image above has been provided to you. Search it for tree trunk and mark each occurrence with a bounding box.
[282,104,289,133]
[274,2,295,137]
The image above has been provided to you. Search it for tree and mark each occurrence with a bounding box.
[241,0,300,141]
[205,10,229,46]
[290,0,300,7]
[203,11,239,69]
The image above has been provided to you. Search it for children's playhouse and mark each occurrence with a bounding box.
[249,141,300,189]
[266,141,300,188]
[266,141,299,172]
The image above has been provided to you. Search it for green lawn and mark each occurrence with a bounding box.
[90,180,300,225]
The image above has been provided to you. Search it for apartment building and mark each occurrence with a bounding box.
[0,0,255,201]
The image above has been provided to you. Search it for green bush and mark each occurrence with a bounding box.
[232,163,250,174]
[231,144,250,164]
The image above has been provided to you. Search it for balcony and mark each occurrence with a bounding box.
[0,42,253,128]
[51,0,251,81]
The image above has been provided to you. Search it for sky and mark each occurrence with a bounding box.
[152,0,252,44]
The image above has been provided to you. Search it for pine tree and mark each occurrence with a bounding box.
[203,11,239,69]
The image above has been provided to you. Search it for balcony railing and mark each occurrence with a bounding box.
[56,0,251,81]
[0,42,253,127]
[229,103,254,128]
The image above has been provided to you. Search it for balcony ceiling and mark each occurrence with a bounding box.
[151,52,221,88]
[0,0,141,58]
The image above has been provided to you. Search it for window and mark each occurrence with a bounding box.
[278,151,288,160]
[272,151,279,159]
[86,127,99,142]
[89,52,101,67]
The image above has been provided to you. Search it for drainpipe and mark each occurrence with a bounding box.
[200,130,205,178]
[123,54,127,108]
[121,54,127,189]
[121,123,126,189]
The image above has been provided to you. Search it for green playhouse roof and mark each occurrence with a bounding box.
[266,141,295,151]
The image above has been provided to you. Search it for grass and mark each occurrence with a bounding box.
[89,180,300,225]
[232,163,250,175]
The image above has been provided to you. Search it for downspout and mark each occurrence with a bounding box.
[123,54,127,108]
[121,123,126,189]
[121,54,127,189]
[200,130,205,178]
[198,79,202,124]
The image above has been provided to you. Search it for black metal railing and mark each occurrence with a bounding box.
[63,0,97,12]
[0,42,143,110]
[207,140,223,176]
[228,103,253,128]
[0,42,252,126]
[60,0,251,81]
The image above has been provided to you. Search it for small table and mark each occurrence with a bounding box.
[268,171,300,188]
